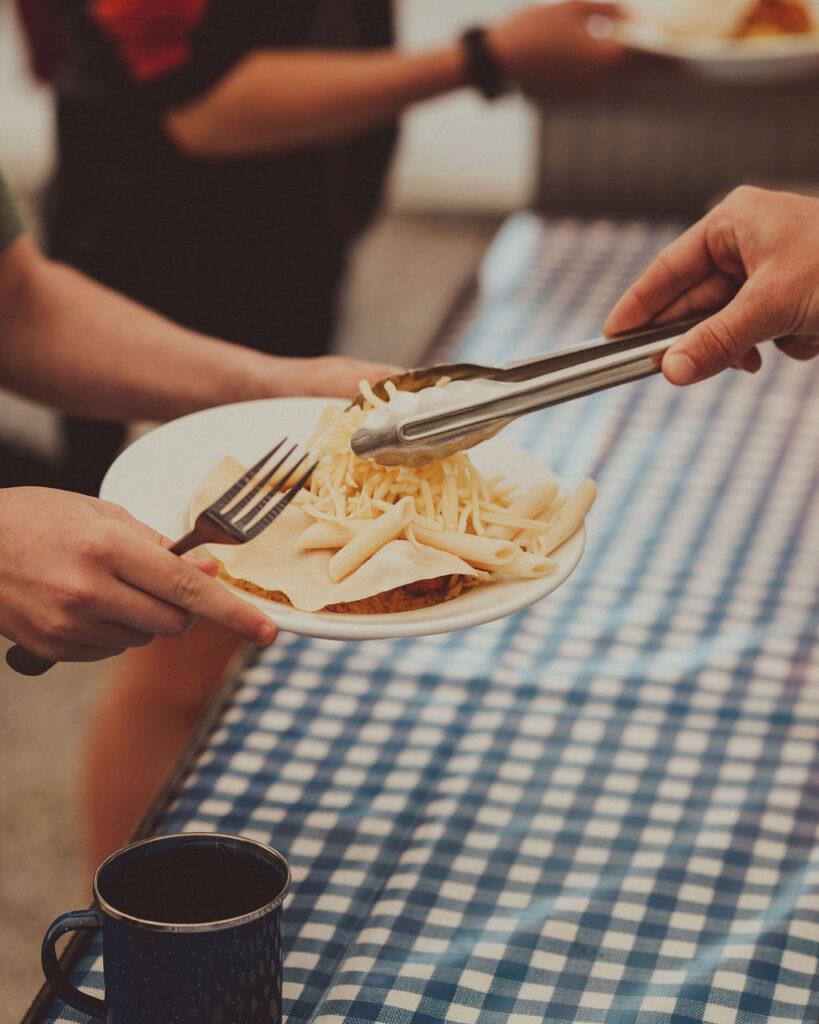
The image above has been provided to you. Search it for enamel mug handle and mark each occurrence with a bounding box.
[42,910,106,1020]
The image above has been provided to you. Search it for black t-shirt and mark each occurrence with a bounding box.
[47,1,397,354]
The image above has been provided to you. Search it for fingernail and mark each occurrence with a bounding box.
[664,352,697,385]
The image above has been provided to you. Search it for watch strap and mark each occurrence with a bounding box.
[461,26,504,100]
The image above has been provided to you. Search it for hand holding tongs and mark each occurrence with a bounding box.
[350,314,712,466]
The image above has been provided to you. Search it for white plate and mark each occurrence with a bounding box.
[100,398,586,641]
[618,21,819,81]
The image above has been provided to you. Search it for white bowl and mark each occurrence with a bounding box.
[100,398,586,641]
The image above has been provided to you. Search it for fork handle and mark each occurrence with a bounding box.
[5,529,209,677]
[170,529,205,556]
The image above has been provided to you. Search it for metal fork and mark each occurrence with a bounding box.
[6,439,317,677]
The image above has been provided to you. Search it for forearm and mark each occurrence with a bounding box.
[165,45,467,159]
[0,238,275,420]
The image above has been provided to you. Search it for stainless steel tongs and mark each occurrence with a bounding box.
[350,314,709,467]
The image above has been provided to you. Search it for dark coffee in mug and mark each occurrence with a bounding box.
[42,833,291,1023]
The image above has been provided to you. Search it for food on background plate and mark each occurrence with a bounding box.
[623,0,817,39]
[740,0,814,34]
[190,383,595,614]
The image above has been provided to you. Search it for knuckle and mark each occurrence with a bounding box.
[41,613,76,644]
[58,580,95,613]
[696,318,739,369]
[169,569,204,610]
[25,636,62,660]
[728,184,759,209]
[77,531,113,565]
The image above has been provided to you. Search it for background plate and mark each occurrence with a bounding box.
[618,21,819,81]
[100,398,586,640]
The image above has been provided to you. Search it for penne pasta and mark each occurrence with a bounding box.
[411,526,517,570]
[538,479,597,554]
[503,553,556,578]
[329,497,414,582]
[480,510,555,533]
[297,521,361,551]
[485,482,559,539]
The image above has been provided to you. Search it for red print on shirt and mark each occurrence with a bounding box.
[92,0,208,81]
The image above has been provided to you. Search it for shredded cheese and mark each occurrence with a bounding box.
[294,385,595,581]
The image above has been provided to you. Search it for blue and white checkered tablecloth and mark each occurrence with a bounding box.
[41,215,819,1024]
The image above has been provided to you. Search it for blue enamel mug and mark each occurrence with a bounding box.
[42,832,291,1023]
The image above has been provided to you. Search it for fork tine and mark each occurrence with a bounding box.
[245,460,318,540]
[220,443,298,518]
[234,451,309,530]
[211,438,288,512]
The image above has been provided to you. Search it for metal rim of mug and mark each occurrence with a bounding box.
[92,832,293,933]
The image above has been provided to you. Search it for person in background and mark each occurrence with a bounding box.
[41,0,629,868]
[0,170,394,665]
[605,186,819,376]
[48,0,626,496]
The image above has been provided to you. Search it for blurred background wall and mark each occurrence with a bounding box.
[390,0,538,212]
[0,0,54,202]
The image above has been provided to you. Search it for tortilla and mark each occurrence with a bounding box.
[191,457,488,613]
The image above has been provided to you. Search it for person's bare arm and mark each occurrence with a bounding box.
[165,2,624,159]
[0,236,397,420]
[166,46,465,158]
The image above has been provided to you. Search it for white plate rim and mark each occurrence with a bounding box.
[100,398,587,641]
[618,20,819,64]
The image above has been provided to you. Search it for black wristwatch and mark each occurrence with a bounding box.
[461,26,505,101]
